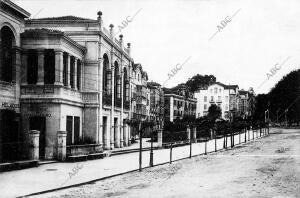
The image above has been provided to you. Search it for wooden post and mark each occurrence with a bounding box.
[139,123,142,172]
[170,143,173,164]
[149,127,154,167]
[205,137,207,155]
[215,130,217,152]
[190,136,192,158]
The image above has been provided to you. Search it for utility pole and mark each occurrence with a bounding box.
[285,109,288,127]
[139,122,142,172]
[276,109,280,124]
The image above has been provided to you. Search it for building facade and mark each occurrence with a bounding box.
[148,81,164,126]
[0,0,153,161]
[0,0,30,162]
[164,84,196,122]
[194,82,239,119]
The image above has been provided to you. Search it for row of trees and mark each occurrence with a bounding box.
[253,69,300,125]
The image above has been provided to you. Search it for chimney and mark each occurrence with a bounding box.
[97,11,103,29]
[127,43,131,55]
[119,34,123,47]
[109,24,114,39]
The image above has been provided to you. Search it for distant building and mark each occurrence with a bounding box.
[147,81,164,125]
[194,82,239,119]
[237,88,255,118]
[164,84,196,122]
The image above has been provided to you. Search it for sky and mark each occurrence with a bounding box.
[13,0,300,94]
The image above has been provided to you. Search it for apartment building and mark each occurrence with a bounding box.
[164,84,196,122]
[194,82,239,119]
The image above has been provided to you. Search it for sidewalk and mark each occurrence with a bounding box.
[0,129,266,198]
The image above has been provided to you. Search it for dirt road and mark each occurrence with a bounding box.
[35,128,300,198]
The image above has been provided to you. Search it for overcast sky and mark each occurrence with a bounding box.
[13,0,300,94]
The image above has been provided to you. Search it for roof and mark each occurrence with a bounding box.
[31,15,95,22]
[1,0,31,18]
[21,28,86,52]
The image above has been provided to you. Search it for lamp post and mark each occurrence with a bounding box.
[285,109,288,127]
[276,109,280,124]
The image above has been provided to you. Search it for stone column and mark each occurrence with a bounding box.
[120,70,124,147]
[28,130,40,160]
[36,49,44,85]
[20,49,28,85]
[110,63,115,149]
[120,124,124,148]
[187,126,191,141]
[157,128,163,148]
[57,131,67,161]
[193,126,197,142]
[123,124,128,146]
[114,123,120,148]
[103,117,111,150]
[74,57,78,90]
[21,50,28,85]
[67,54,71,88]
[54,49,63,86]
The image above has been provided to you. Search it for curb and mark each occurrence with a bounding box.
[20,132,269,197]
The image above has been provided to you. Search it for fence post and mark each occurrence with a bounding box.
[214,130,217,152]
[193,126,197,142]
[149,128,154,167]
[205,138,207,155]
[139,126,142,172]
[28,130,40,160]
[157,129,163,148]
[187,126,191,142]
[170,143,173,164]
[244,128,247,143]
[231,132,234,148]
[239,130,241,144]
[57,131,67,161]
[190,136,192,158]
[223,135,226,149]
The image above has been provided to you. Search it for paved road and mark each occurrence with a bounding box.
[34,128,300,198]
[0,129,262,197]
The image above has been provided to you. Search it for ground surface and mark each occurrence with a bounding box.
[35,128,300,198]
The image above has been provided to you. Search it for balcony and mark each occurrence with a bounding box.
[216,99,222,103]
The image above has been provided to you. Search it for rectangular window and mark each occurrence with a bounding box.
[70,57,74,88]
[27,49,38,84]
[218,96,221,101]
[77,60,81,90]
[66,116,73,145]
[204,96,207,102]
[74,116,80,144]
[44,49,55,84]
[214,88,217,94]
[211,96,214,101]
[204,104,207,110]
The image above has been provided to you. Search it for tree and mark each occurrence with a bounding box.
[207,104,222,122]
[185,74,216,92]
[253,69,300,124]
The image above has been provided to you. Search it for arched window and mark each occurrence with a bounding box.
[102,54,109,93]
[123,68,129,101]
[0,26,15,82]
[114,61,120,99]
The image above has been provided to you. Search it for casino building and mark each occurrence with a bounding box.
[0,0,150,161]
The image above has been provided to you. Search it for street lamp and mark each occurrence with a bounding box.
[285,109,288,127]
